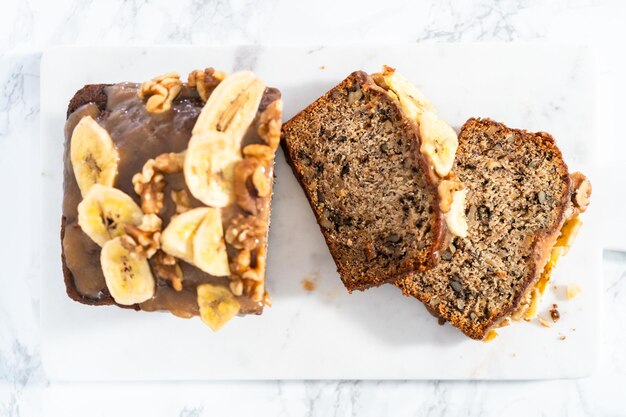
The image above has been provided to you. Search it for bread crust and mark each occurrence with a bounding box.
[281,71,447,291]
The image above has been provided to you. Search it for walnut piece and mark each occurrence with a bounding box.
[242,246,266,282]
[257,99,283,150]
[570,172,591,213]
[243,144,274,163]
[225,214,266,251]
[138,72,183,113]
[153,250,184,291]
[187,68,227,102]
[230,248,251,275]
[252,165,271,197]
[171,189,191,214]
[233,157,272,214]
[123,214,162,259]
[438,175,464,213]
[132,152,185,214]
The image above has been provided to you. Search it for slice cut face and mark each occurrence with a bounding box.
[281,71,447,291]
[396,118,579,340]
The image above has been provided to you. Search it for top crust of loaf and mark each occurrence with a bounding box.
[396,118,571,339]
[281,71,447,291]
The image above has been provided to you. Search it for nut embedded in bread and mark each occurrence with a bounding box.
[61,69,283,330]
[281,69,460,291]
[396,118,591,340]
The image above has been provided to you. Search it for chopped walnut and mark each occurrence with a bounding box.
[243,144,274,163]
[242,247,267,282]
[241,278,265,303]
[252,164,271,197]
[229,279,244,296]
[257,99,282,150]
[153,250,183,291]
[225,214,266,251]
[230,248,251,275]
[138,72,182,113]
[438,175,464,213]
[570,172,591,213]
[187,68,227,102]
[124,214,162,259]
[132,152,185,214]
[171,189,191,214]
[233,158,265,214]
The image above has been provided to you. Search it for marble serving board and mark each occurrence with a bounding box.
[40,45,601,381]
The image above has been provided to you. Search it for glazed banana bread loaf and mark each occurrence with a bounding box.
[62,69,283,330]
[396,118,591,340]
[281,68,467,291]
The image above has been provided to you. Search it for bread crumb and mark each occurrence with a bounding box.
[566,283,582,300]
[484,330,498,342]
[301,279,316,292]
[538,317,553,328]
[559,334,566,340]
[549,304,560,322]
[319,65,326,70]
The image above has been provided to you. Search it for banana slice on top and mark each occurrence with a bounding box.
[380,67,458,178]
[71,116,119,197]
[160,207,230,276]
[101,237,155,305]
[193,208,229,277]
[419,111,459,177]
[184,131,240,208]
[160,207,211,264]
[381,67,436,121]
[197,283,240,331]
[185,71,266,207]
[77,184,144,247]
[191,71,266,138]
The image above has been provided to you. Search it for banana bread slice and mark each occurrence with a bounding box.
[396,118,591,340]
[281,70,451,291]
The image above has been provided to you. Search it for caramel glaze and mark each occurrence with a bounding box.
[62,83,280,316]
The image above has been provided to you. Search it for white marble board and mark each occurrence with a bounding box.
[40,45,601,380]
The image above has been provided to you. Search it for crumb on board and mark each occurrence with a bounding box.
[559,334,566,341]
[550,304,560,322]
[301,272,321,292]
[567,283,582,300]
[319,65,326,70]
[483,330,498,342]
[301,278,316,292]
[538,317,553,328]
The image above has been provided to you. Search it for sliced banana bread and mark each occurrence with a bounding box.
[396,118,591,340]
[281,70,454,291]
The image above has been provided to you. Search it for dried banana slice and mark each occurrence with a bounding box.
[160,207,211,264]
[197,283,240,331]
[101,236,155,305]
[185,71,266,207]
[77,184,143,247]
[70,116,119,196]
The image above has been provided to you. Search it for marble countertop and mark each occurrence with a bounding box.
[1,0,625,415]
